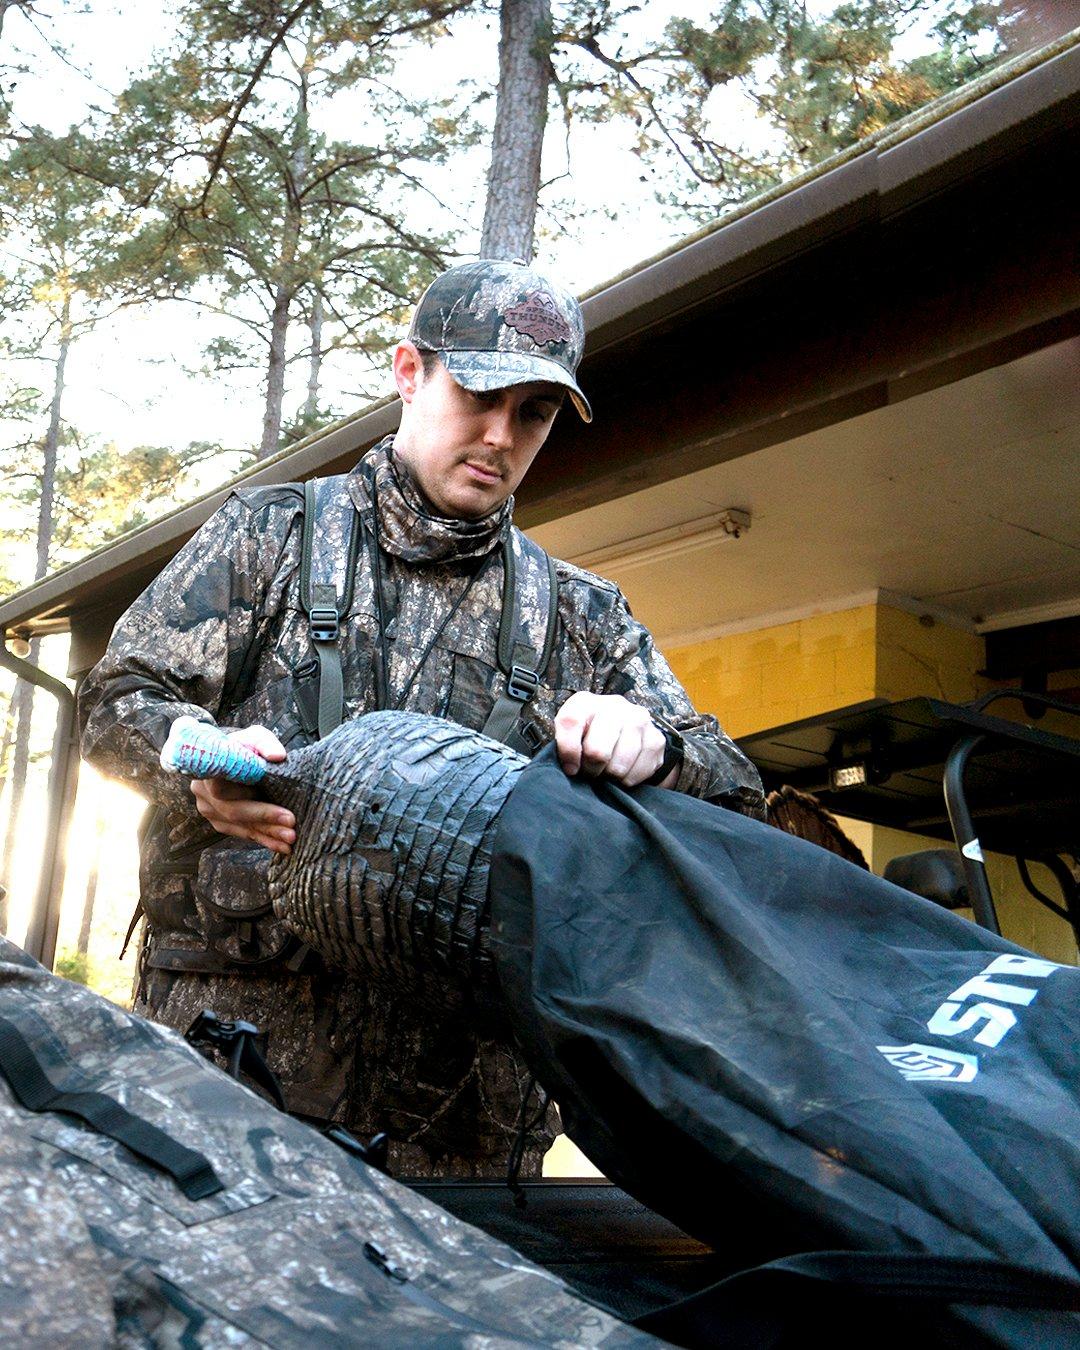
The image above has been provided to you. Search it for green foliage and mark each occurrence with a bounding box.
[52,437,252,557]
[53,948,89,985]
[279,399,335,447]
[0,352,43,470]
[0,129,132,328]
[53,944,134,1005]
[1,425,251,587]
[0,117,230,584]
[0,0,1067,560]
[100,0,478,451]
[549,1,1034,224]
[0,556,22,602]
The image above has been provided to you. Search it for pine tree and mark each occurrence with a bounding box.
[569,1,1044,225]
[476,1,1059,256]
[0,123,199,912]
[110,0,476,457]
[480,0,553,260]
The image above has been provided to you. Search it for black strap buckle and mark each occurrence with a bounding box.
[185,1010,285,1110]
[518,720,544,753]
[506,663,540,702]
[309,605,339,642]
[323,1124,390,1174]
[185,1009,262,1054]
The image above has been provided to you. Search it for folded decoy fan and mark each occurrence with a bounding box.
[161,713,527,1017]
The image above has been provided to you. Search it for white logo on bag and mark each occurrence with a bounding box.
[878,953,1062,1086]
[925,953,1061,1049]
[876,1044,979,1083]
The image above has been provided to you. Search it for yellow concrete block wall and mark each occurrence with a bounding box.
[874,606,989,704]
[867,826,1077,967]
[666,602,1078,966]
[668,604,879,741]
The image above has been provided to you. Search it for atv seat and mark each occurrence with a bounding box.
[884,849,970,911]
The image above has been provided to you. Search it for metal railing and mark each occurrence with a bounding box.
[0,638,80,968]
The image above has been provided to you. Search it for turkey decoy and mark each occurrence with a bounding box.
[162,712,527,1019]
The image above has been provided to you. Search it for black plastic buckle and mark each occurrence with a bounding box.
[308,605,339,642]
[185,1010,262,1055]
[323,1124,390,1174]
[519,720,544,753]
[185,1009,286,1110]
[506,663,539,702]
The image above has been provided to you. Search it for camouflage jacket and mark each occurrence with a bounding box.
[78,439,764,1173]
[80,440,763,815]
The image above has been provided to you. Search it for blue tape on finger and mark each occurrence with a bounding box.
[159,717,268,785]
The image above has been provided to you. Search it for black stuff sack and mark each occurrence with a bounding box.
[489,747,1080,1348]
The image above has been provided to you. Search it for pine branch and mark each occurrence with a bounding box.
[569,33,726,188]
[197,0,319,209]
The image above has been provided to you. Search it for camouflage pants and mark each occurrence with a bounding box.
[138,961,557,1179]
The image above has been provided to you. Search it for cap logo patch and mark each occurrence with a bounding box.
[502,291,571,347]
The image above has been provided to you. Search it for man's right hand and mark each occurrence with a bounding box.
[189,725,296,856]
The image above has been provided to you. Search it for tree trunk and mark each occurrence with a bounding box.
[0,1,31,43]
[0,300,67,924]
[258,61,311,460]
[303,291,323,425]
[259,276,294,458]
[77,818,103,957]
[37,295,70,576]
[480,0,553,262]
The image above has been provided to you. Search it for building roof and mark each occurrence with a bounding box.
[3,29,1079,669]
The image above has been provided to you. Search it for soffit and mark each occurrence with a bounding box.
[529,337,1080,641]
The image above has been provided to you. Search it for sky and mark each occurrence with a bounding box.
[5,0,740,461]
[0,2,1017,503]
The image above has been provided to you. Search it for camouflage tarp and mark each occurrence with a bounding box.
[0,936,658,1348]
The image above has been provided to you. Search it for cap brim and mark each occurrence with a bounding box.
[438,349,592,423]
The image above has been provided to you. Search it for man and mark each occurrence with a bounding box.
[79,259,765,1178]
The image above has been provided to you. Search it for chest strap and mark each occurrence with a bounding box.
[300,476,361,739]
[481,531,559,754]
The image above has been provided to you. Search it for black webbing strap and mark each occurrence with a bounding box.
[300,477,361,739]
[633,1249,1080,1342]
[0,1015,223,1201]
[482,532,558,751]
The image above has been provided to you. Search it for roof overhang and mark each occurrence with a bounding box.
[3,34,1079,673]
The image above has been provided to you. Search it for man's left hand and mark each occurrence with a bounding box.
[554,692,677,788]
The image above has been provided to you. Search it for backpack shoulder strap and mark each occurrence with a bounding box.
[299,476,361,740]
[482,529,558,753]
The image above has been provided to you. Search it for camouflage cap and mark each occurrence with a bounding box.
[408,259,592,422]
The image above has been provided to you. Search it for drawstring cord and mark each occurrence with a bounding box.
[506,1075,550,1208]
